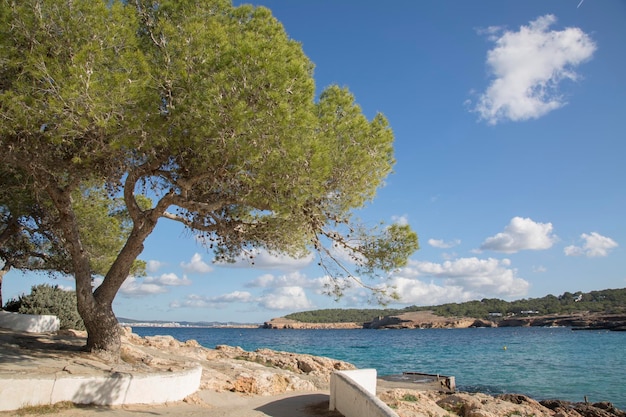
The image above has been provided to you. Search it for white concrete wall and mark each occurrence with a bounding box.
[330,369,399,417]
[0,365,202,411]
[0,310,60,333]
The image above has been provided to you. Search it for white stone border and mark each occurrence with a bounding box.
[0,310,60,333]
[0,365,202,411]
[330,369,399,417]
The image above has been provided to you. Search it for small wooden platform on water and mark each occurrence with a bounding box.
[378,372,456,393]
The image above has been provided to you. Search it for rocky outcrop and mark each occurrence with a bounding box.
[540,399,626,417]
[120,329,625,416]
[118,327,354,395]
[365,311,495,329]
[379,390,625,417]
[262,317,361,329]
[265,312,626,331]
[497,313,626,330]
[214,345,355,382]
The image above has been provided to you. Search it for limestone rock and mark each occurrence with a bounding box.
[379,390,558,417]
[214,344,356,383]
[118,328,351,395]
[366,311,494,329]
[541,399,626,417]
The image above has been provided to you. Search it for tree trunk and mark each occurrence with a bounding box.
[0,265,7,308]
[81,298,121,356]
[43,173,162,359]
[43,182,125,357]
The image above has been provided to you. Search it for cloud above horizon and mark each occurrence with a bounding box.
[146,260,165,273]
[257,286,314,310]
[331,256,530,307]
[399,257,528,299]
[180,253,213,274]
[171,270,322,312]
[428,238,461,249]
[564,232,618,257]
[480,216,557,253]
[215,248,314,271]
[115,273,192,297]
[472,14,596,124]
[170,291,254,309]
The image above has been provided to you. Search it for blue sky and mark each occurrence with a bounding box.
[4,0,625,323]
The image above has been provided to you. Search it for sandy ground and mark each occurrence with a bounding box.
[0,391,338,417]
[0,328,342,417]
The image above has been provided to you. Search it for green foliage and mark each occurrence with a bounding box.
[0,0,419,353]
[401,394,419,402]
[5,284,85,330]
[285,307,424,323]
[430,288,626,318]
[72,184,148,277]
[284,288,626,323]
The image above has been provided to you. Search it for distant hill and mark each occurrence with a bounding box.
[283,287,626,324]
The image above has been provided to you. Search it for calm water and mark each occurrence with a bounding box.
[132,326,626,409]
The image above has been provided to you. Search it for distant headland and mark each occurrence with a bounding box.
[263,287,626,331]
[263,310,626,330]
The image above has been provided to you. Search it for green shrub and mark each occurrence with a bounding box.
[401,393,419,402]
[4,284,85,330]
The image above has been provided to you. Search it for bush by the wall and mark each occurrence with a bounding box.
[3,284,85,330]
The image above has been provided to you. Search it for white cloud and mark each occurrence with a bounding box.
[392,257,529,302]
[170,291,254,309]
[180,253,213,274]
[146,260,165,273]
[480,216,557,253]
[117,273,191,297]
[337,256,529,306]
[216,248,314,271]
[246,271,311,288]
[390,278,474,306]
[170,284,313,311]
[472,14,596,124]
[119,276,168,296]
[428,238,461,249]
[564,232,618,257]
[391,214,409,226]
[145,273,192,286]
[257,287,314,311]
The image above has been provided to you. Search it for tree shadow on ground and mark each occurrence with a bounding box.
[0,328,86,365]
[255,394,344,417]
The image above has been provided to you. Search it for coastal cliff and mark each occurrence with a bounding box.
[497,313,626,330]
[364,311,494,329]
[262,311,485,329]
[265,311,626,331]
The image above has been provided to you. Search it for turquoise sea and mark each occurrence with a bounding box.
[132,326,626,409]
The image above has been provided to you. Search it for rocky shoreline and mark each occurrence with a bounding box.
[2,327,625,417]
[112,329,626,417]
[263,311,626,331]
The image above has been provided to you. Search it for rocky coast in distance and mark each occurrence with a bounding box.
[1,326,624,417]
[262,310,626,331]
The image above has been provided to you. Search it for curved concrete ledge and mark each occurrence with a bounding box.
[0,365,202,411]
[0,310,60,333]
[330,369,399,417]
